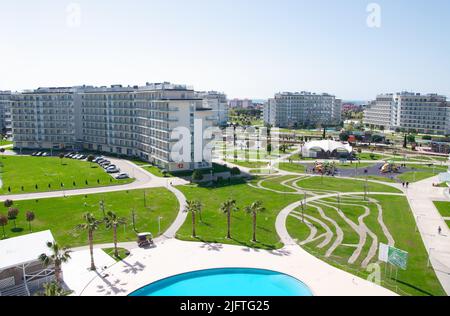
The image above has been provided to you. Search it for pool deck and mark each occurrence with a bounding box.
[80,239,395,296]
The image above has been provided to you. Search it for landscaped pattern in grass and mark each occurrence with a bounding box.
[224,160,269,169]
[294,176,402,193]
[0,188,179,247]
[287,195,445,296]
[103,247,130,261]
[142,165,172,178]
[397,172,437,183]
[0,156,133,194]
[177,180,301,249]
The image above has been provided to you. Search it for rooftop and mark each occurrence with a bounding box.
[0,230,55,271]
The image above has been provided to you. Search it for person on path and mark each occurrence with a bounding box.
[438,226,442,235]
[406,182,410,188]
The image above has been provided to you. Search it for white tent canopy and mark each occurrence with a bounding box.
[303,140,353,154]
[0,230,55,271]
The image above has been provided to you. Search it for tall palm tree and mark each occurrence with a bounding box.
[220,199,238,239]
[244,201,265,243]
[186,200,201,238]
[104,211,127,258]
[76,213,102,270]
[38,241,72,286]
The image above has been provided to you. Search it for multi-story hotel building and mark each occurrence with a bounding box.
[363,92,450,135]
[11,87,77,150]
[0,91,12,137]
[11,83,217,171]
[263,91,342,128]
[195,91,228,126]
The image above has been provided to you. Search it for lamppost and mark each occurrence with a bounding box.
[158,216,163,236]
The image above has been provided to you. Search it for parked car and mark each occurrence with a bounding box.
[116,173,129,179]
[97,159,106,164]
[31,152,38,156]
[93,156,104,163]
[107,167,120,174]
[64,153,73,158]
[42,152,49,157]
[36,152,43,156]
[101,162,111,168]
[78,155,86,160]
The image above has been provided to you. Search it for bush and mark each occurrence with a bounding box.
[192,170,204,181]
[230,167,241,176]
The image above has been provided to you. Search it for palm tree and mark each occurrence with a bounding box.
[38,282,72,296]
[38,241,72,285]
[244,201,265,242]
[186,200,201,238]
[104,211,127,258]
[220,199,238,239]
[26,211,35,232]
[76,213,102,270]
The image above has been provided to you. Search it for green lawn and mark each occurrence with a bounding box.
[0,188,179,247]
[0,140,13,146]
[103,247,130,261]
[356,175,398,183]
[143,165,172,178]
[446,221,450,229]
[357,153,390,160]
[176,179,301,249]
[258,176,298,193]
[287,195,445,296]
[397,172,436,183]
[278,163,306,173]
[433,201,450,218]
[224,160,269,169]
[336,163,374,169]
[0,156,133,194]
[295,176,402,193]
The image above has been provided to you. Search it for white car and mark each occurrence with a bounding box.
[116,173,129,179]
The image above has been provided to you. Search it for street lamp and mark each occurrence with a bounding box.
[158,216,163,235]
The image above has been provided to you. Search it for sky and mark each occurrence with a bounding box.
[0,0,449,100]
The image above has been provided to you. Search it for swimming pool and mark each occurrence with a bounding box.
[129,268,313,296]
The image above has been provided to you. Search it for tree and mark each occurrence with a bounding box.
[220,199,238,239]
[230,167,241,176]
[87,154,95,167]
[38,282,72,296]
[244,201,265,243]
[76,213,102,270]
[38,241,72,285]
[3,199,13,208]
[59,153,64,165]
[0,214,7,238]
[104,211,127,258]
[7,208,19,229]
[192,170,204,182]
[26,210,35,232]
[186,200,202,238]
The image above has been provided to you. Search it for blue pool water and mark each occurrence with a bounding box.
[129,268,313,296]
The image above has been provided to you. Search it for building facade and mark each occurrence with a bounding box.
[11,83,217,171]
[195,91,228,126]
[364,92,450,135]
[263,92,342,128]
[0,91,13,138]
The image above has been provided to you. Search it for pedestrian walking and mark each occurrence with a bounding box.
[402,182,405,188]
[438,226,442,235]
[406,182,410,188]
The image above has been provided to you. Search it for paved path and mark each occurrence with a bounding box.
[405,176,450,295]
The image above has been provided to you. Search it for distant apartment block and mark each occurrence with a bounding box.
[363,92,450,135]
[263,92,342,128]
[11,83,217,172]
[0,91,12,137]
[228,98,253,109]
[195,91,228,126]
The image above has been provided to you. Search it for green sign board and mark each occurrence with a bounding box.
[388,247,409,270]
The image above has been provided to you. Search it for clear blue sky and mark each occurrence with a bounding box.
[1,0,449,100]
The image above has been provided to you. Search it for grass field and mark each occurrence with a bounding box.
[176,179,301,249]
[433,201,450,218]
[142,165,172,178]
[294,176,402,193]
[0,188,179,247]
[103,247,130,261]
[356,176,398,183]
[258,176,299,193]
[0,156,133,194]
[397,172,436,183]
[287,195,446,296]
[357,153,390,160]
[224,160,269,169]
[278,163,306,173]
[0,140,13,146]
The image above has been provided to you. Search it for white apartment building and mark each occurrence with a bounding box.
[0,91,12,137]
[263,92,342,128]
[196,91,228,126]
[363,92,450,135]
[11,83,217,172]
[11,87,77,150]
